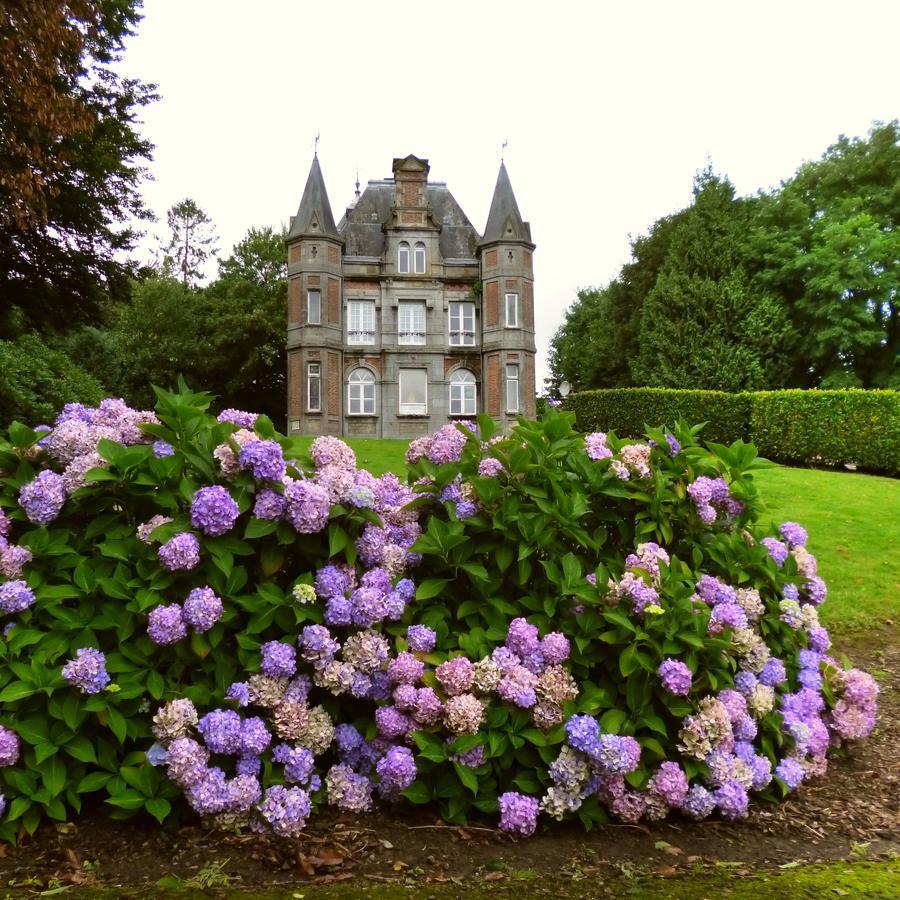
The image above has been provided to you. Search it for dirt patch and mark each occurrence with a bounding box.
[1,635,897,894]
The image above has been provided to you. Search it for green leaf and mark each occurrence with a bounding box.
[0,681,36,702]
[77,771,113,793]
[40,756,67,796]
[65,736,97,764]
[453,762,479,795]
[599,708,628,734]
[415,578,450,601]
[401,780,432,805]
[106,706,128,743]
[145,797,171,824]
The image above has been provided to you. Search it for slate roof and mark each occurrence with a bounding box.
[481,161,532,245]
[288,156,340,240]
[339,180,481,261]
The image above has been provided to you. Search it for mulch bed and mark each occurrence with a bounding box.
[1,633,897,893]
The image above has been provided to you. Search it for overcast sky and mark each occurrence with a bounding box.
[121,0,899,388]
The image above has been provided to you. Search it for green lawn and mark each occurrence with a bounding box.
[290,436,900,632]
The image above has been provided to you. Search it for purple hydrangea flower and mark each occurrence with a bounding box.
[388,651,425,685]
[506,617,540,658]
[681,784,715,819]
[239,440,286,481]
[284,480,331,534]
[158,532,200,572]
[261,641,297,678]
[147,604,187,645]
[648,761,689,806]
[240,717,272,756]
[256,785,311,837]
[759,657,787,687]
[406,624,436,653]
[775,758,805,791]
[1,543,33,579]
[376,745,417,799]
[217,409,258,429]
[18,470,67,525]
[478,457,504,477]
[658,659,692,696]
[761,537,789,566]
[804,576,827,606]
[273,744,316,786]
[152,441,174,458]
[61,648,110,694]
[779,521,807,548]
[0,579,35,614]
[375,706,411,740]
[253,488,285,521]
[565,715,600,757]
[436,657,475,696]
[197,709,243,755]
[298,625,339,665]
[182,587,223,633]
[498,792,539,836]
[0,726,21,766]
[227,682,250,707]
[714,781,749,820]
[190,486,239,537]
[585,432,612,461]
[540,632,570,665]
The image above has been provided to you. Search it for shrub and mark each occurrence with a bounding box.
[567,387,900,475]
[750,390,900,475]
[0,389,878,841]
[0,335,105,426]
[566,388,750,445]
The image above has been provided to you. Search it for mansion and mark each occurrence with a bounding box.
[286,153,536,438]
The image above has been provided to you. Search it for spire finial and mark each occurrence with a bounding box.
[501,138,508,163]
[314,132,320,157]
[355,168,360,200]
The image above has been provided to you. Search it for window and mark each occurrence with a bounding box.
[348,368,375,415]
[449,301,476,346]
[307,290,321,325]
[449,369,477,416]
[506,364,519,413]
[399,301,426,345]
[505,292,519,327]
[399,369,427,415]
[414,242,426,274]
[307,363,321,412]
[347,300,375,344]
[398,242,410,273]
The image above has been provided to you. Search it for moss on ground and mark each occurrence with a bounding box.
[14,859,899,899]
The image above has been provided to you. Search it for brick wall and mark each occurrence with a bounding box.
[327,245,340,265]
[327,277,340,323]
[288,278,302,324]
[486,353,500,415]
[484,249,497,268]
[328,352,340,415]
[289,245,302,264]
[288,350,301,416]
[485,281,499,326]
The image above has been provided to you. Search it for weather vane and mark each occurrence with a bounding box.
[501,139,508,162]
[314,132,320,157]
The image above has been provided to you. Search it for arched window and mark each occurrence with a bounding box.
[414,241,426,274]
[449,369,477,416]
[398,242,410,274]
[348,368,376,415]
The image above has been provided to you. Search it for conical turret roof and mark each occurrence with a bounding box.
[481,161,531,245]
[288,155,339,240]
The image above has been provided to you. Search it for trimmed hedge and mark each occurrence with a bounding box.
[751,389,900,475]
[566,387,900,475]
[565,388,751,445]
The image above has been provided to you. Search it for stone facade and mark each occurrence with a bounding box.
[286,154,536,438]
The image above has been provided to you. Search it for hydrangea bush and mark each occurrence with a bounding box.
[0,385,878,842]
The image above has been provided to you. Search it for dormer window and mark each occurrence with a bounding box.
[414,242,426,274]
[398,242,410,273]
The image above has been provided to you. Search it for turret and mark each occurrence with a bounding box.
[286,155,344,434]
[478,162,536,424]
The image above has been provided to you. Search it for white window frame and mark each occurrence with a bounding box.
[506,363,519,413]
[347,300,376,345]
[414,241,426,274]
[399,369,428,415]
[307,290,321,325]
[449,301,476,346]
[348,368,376,415]
[505,292,519,328]
[307,362,321,412]
[398,301,426,345]
[398,242,410,274]
[449,369,477,416]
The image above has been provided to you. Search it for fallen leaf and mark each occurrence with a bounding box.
[392,861,409,871]
[484,871,506,881]
[654,865,679,877]
[662,845,683,857]
[379,839,394,850]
